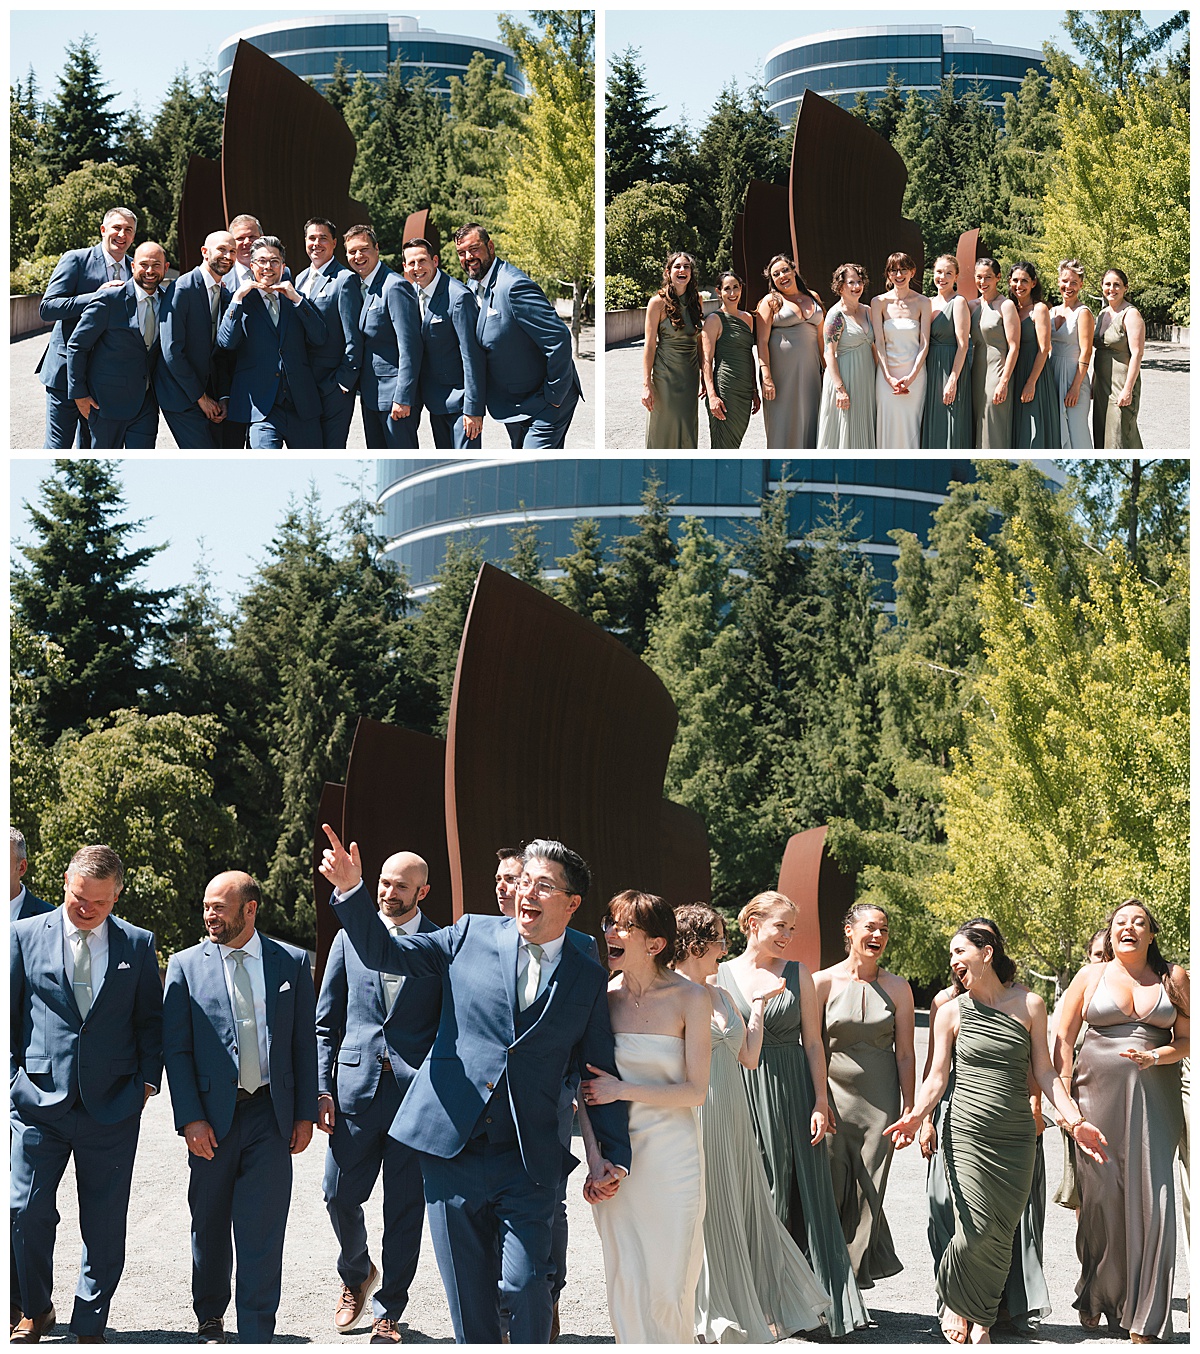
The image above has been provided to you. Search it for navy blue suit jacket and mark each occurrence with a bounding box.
[37,244,129,392]
[10,909,163,1124]
[294,259,362,396]
[358,264,420,411]
[15,889,54,920]
[156,265,231,413]
[216,288,326,423]
[474,258,580,422]
[331,885,630,1187]
[162,933,319,1142]
[65,279,166,422]
[316,912,442,1116]
[417,270,485,418]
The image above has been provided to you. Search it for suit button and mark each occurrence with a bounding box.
[377,1054,384,1063]
[486,1081,494,1090]
[232,1046,237,1054]
[485,1117,492,1124]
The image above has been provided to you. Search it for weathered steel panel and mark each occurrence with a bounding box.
[775,824,858,972]
[176,154,225,271]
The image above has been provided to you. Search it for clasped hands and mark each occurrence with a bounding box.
[582,1157,626,1204]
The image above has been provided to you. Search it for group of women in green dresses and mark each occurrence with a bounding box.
[642,249,1148,450]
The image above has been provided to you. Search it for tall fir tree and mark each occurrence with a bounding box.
[605,47,665,200]
[444,54,525,249]
[605,478,678,654]
[42,36,117,182]
[555,518,611,627]
[505,520,547,592]
[323,56,355,114]
[405,537,487,735]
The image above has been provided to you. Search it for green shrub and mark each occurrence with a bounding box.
[11,254,60,296]
[604,274,645,311]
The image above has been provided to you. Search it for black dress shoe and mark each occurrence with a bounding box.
[75,1336,106,1343]
[197,1318,226,1344]
[11,1305,55,1342]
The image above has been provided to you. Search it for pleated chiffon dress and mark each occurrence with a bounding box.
[815,303,876,449]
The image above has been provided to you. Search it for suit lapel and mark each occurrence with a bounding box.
[199,941,237,1047]
[46,913,76,1011]
[263,937,281,1061]
[500,919,520,1027]
[85,916,127,1016]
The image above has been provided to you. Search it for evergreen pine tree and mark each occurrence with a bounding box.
[555,518,610,627]
[323,56,354,114]
[605,47,665,200]
[605,478,678,654]
[42,36,117,182]
[505,519,547,592]
[405,537,487,734]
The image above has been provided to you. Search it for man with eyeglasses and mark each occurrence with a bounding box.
[320,827,629,1344]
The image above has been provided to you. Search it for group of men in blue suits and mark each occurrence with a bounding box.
[38,206,581,450]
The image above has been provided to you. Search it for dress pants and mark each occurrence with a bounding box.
[422,1138,557,1343]
[86,387,159,449]
[501,384,580,449]
[361,403,420,450]
[315,379,357,449]
[323,1075,424,1321]
[188,1090,292,1343]
[10,1104,141,1336]
[248,402,322,449]
[161,403,220,449]
[427,411,481,450]
[43,388,92,449]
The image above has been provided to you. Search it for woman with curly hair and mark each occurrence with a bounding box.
[643,251,703,447]
[816,262,876,448]
[756,254,824,448]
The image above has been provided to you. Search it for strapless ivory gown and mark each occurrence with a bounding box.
[592,1033,705,1343]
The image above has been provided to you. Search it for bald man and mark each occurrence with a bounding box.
[162,871,317,1343]
[315,852,442,1343]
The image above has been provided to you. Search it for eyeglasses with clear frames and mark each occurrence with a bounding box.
[516,875,571,901]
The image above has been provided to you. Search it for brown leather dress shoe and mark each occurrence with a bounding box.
[335,1262,379,1332]
[370,1317,402,1344]
[10,1306,55,1342]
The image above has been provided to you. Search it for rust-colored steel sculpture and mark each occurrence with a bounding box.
[444,564,686,938]
[342,717,455,927]
[221,40,367,270]
[733,181,791,313]
[176,155,226,272]
[659,800,713,909]
[313,781,345,985]
[956,227,981,301]
[739,89,924,309]
[403,208,440,260]
[775,825,858,973]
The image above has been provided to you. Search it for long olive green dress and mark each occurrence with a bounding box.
[1092,308,1144,449]
[646,309,700,448]
[1011,314,1061,449]
[815,303,876,449]
[704,310,757,449]
[922,302,972,448]
[1073,972,1183,1340]
[825,980,903,1287]
[938,996,1037,1329]
[717,962,870,1339]
[970,298,1013,448]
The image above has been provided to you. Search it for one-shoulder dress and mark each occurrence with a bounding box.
[875,316,926,448]
[816,303,875,449]
[1092,309,1143,449]
[705,310,757,449]
[921,302,972,448]
[1049,304,1093,448]
[695,987,831,1343]
[717,962,869,1338]
[825,979,903,1286]
[1073,972,1183,1340]
[1012,313,1061,449]
[762,298,822,449]
[938,995,1038,1329]
[970,298,1013,448]
[646,311,700,448]
[591,1032,705,1343]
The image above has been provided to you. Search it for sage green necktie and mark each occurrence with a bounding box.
[71,931,93,1018]
[230,950,262,1093]
[381,925,404,1010]
[518,943,544,1011]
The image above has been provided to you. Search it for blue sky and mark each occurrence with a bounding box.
[10,458,371,610]
[10,10,530,117]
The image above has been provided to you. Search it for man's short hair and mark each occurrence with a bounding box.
[226,872,263,908]
[67,845,125,890]
[10,827,28,862]
[228,214,263,234]
[304,217,337,237]
[403,237,436,256]
[251,235,286,260]
[454,223,491,246]
[344,224,378,248]
[496,846,523,863]
[522,839,590,899]
[102,207,137,230]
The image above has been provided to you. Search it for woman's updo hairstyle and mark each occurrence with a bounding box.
[673,903,725,964]
[950,920,1016,993]
[842,902,888,953]
[737,890,795,936]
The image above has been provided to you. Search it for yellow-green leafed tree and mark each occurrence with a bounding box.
[499,12,594,353]
[1040,69,1189,319]
[932,524,1189,991]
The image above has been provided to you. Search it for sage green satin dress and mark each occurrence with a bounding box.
[704,310,757,449]
[1012,314,1061,449]
[717,961,870,1339]
[1092,308,1143,449]
[921,303,972,448]
[938,996,1038,1329]
[970,298,1013,448]
[825,980,903,1286]
[646,310,700,448]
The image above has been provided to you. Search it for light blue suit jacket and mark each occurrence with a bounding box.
[357,264,420,411]
[37,243,128,392]
[162,933,318,1141]
[417,269,485,418]
[331,886,629,1187]
[294,259,363,396]
[10,908,163,1124]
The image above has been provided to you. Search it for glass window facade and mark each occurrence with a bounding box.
[376,459,979,601]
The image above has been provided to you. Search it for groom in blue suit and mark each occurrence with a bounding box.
[321,828,629,1344]
[10,844,163,1343]
[162,871,318,1343]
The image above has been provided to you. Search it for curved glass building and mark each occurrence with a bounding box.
[217,13,522,100]
[765,24,1045,122]
[376,459,998,602]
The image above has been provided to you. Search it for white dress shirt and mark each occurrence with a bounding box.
[379,908,424,937]
[518,932,565,1005]
[62,910,109,997]
[102,247,129,283]
[217,929,270,1087]
[11,885,27,922]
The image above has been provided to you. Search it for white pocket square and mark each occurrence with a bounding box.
[117,961,131,969]
[430,314,444,324]
[279,981,291,992]
[487,306,501,317]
